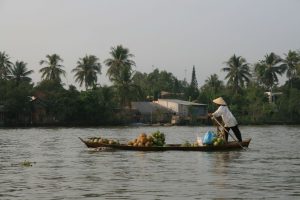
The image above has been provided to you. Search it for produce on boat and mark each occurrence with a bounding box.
[127,131,165,147]
[86,137,120,145]
[79,130,251,151]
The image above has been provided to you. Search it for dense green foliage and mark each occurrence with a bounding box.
[132,68,188,100]
[0,48,300,126]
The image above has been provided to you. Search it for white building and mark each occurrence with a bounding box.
[155,99,207,118]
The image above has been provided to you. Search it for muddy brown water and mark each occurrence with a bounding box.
[0,126,299,199]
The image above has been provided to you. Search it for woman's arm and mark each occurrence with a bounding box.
[212,106,224,117]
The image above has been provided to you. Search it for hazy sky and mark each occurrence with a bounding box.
[1,0,300,88]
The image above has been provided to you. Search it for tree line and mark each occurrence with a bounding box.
[0,46,300,126]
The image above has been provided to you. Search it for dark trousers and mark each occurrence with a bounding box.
[224,125,242,142]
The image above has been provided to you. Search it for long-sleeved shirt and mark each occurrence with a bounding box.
[212,105,238,127]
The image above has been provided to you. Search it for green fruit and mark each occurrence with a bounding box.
[151,131,166,146]
[218,138,224,144]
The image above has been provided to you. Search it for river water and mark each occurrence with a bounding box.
[0,126,299,199]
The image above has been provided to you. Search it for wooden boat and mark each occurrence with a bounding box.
[79,137,251,151]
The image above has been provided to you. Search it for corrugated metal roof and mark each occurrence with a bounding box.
[158,99,207,106]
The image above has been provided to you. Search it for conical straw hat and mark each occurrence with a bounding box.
[213,97,227,105]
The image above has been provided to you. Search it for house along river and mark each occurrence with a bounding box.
[0,126,299,199]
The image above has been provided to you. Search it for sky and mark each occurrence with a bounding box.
[1,0,300,89]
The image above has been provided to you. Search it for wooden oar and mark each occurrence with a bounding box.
[211,116,247,150]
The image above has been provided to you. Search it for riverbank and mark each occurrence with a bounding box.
[1,120,300,128]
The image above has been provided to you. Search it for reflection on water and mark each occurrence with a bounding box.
[0,126,299,199]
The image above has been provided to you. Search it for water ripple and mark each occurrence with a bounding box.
[0,126,299,199]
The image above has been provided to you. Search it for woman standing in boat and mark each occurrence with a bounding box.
[209,97,242,142]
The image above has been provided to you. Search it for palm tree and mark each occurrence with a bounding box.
[200,74,224,105]
[204,74,224,93]
[282,50,300,87]
[72,55,101,90]
[0,51,12,80]
[222,54,251,93]
[104,45,137,107]
[112,65,141,107]
[296,51,300,77]
[104,45,135,82]
[254,52,286,90]
[9,61,34,85]
[39,54,66,82]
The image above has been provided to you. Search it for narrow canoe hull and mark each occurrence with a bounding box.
[79,138,251,151]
